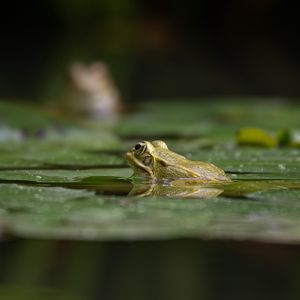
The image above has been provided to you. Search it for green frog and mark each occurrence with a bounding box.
[125,140,231,183]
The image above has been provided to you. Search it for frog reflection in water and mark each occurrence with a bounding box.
[125,140,231,198]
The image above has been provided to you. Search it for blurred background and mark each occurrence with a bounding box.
[1,0,300,102]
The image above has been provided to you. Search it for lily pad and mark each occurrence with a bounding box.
[0,181,300,243]
[0,168,132,183]
[0,129,122,168]
[117,100,300,138]
[188,148,300,177]
[0,146,124,168]
[0,101,55,130]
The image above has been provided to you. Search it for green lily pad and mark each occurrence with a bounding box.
[188,148,300,177]
[0,181,300,243]
[0,128,122,168]
[0,146,124,168]
[0,168,132,183]
[117,100,300,138]
[0,101,55,130]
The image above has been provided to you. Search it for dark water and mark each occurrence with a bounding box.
[0,238,299,300]
[1,173,299,199]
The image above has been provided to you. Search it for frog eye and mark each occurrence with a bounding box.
[143,155,153,166]
[134,142,147,155]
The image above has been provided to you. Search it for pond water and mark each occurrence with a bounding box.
[1,238,299,300]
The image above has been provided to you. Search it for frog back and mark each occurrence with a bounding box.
[154,150,230,182]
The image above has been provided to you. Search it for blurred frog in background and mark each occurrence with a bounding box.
[61,61,121,121]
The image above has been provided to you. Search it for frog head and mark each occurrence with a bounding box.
[125,140,197,180]
[125,141,159,179]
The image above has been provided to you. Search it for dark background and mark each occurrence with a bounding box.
[1,239,299,300]
[1,0,300,102]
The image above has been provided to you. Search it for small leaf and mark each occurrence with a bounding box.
[236,127,277,148]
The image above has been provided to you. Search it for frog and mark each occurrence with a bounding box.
[125,140,231,183]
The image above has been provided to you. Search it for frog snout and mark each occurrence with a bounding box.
[124,151,133,162]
